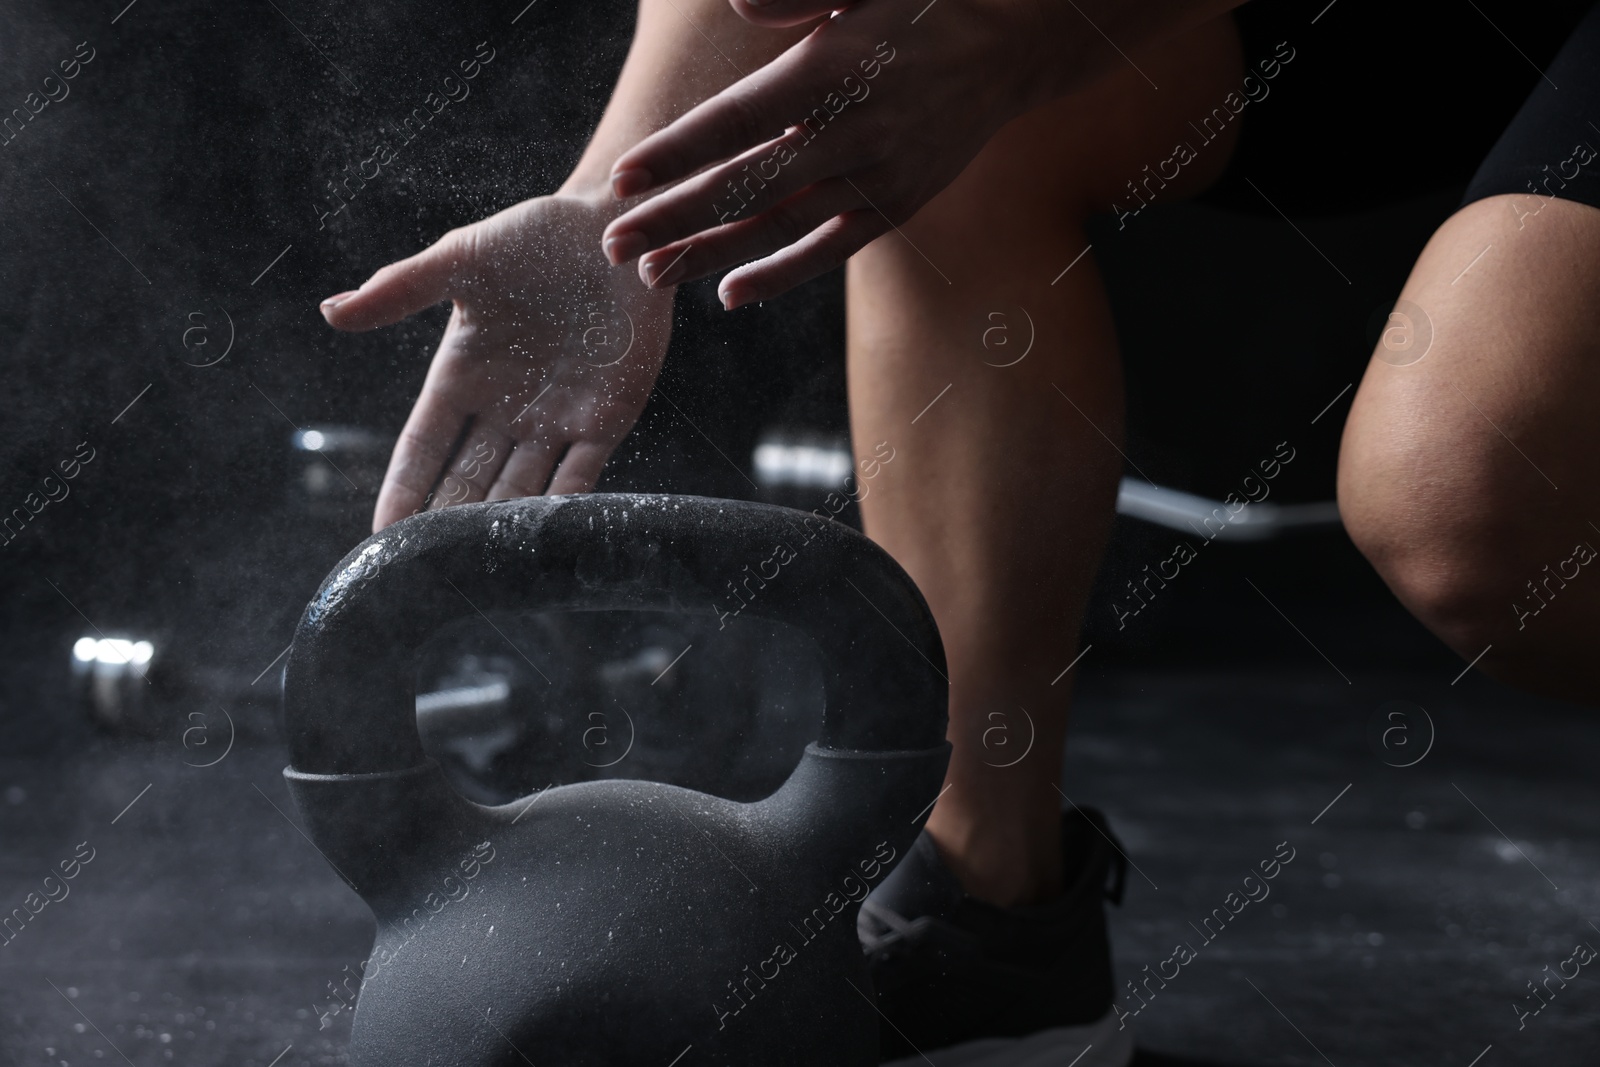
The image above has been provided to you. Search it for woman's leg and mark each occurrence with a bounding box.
[1340,193,1600,703]
[1340,1,1600,703]
[846,15,1243,906]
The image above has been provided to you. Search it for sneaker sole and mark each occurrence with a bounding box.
[881,1008,1134,1067]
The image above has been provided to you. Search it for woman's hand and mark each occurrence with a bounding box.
[598,0,1057,308]
[321,193,675,532]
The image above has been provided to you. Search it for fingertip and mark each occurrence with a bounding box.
[610,166,655,200]
[727,0,837,28]
[603,231,649,266]
[640,249,691,289]
[320,289,364,328]
[545,442,612,496]
[373,487,423,532]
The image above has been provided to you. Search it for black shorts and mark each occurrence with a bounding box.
[1202,0,1600,216]
[1462,1,1600,211]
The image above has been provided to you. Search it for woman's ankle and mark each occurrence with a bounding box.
[924,797,1065,907]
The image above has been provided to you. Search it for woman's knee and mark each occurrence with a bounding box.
[1339,195,1600,664]
[1338,386,1524,659]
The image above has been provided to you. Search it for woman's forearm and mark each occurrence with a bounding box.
[560,0,819,199]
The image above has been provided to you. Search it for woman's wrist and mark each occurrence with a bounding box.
[552,172,682,291]
[558,156,681,221]
[555,171,621,211]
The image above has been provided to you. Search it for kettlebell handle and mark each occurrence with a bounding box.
[283,494,948,775]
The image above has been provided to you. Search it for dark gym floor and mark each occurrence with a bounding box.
[2,661,1595,1067]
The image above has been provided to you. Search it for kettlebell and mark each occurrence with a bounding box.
[282,493,950,1067]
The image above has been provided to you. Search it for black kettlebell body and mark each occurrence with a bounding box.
[282,495,950,1066]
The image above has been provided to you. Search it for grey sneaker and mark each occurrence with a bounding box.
[859,806,1133,1067]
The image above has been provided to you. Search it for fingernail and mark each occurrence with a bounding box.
[642,253,687,288]
[320,290,358,311]
[719,287,743,311]
[603,231,649,266]
[610,167,654,199]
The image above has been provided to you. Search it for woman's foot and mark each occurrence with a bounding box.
[860,806,1133,1067]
